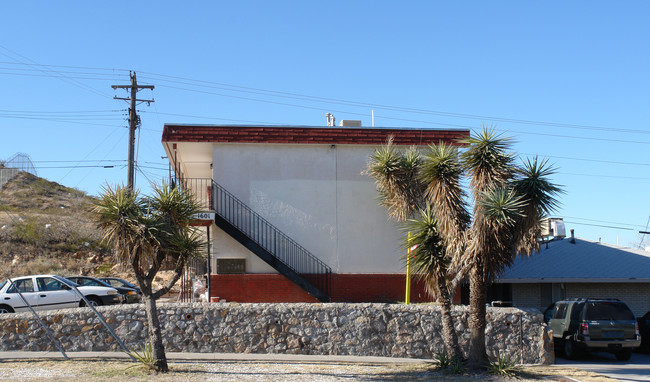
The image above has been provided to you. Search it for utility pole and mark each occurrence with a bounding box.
[112,72,154,192]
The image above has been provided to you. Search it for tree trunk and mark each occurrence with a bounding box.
[437,276,462,360]
[467,266,488,369]
[143,293,168,373]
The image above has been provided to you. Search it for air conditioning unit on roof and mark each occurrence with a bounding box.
[541,218,566,238]
[339,120,362,127]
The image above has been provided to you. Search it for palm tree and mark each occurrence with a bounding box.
[94,184,206,373]
[456,128,562,368]
[404,205,462,359]
[367,127,562,369]
[366,139,462,360]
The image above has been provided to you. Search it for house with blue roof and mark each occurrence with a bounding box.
[493,230,650,316]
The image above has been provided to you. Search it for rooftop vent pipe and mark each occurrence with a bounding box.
[326,113,335,127]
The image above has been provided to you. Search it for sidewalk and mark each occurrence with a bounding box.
[0,351,431,364]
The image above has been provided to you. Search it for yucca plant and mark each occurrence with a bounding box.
[487,351,520,377]
[125,342,156,372]
[405,206,462,360]
[434,351,466,374]
[366,126,562,370]
[94,183,206,373]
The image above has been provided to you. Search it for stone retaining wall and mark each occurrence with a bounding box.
[0,303,553,364]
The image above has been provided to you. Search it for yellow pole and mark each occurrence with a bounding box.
[405,231,412,305]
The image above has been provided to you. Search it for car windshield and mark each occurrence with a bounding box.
[54,276,78,287]
[0,281,5,291]
[74,278,108,287]
[585,302,635,321]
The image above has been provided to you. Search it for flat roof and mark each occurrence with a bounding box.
[162,124,469,146]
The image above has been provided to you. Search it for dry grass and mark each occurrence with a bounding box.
[0,172,114,280]
[0,359,616,382]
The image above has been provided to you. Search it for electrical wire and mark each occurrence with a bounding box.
[139,71,650,136]
[0,45,113,99]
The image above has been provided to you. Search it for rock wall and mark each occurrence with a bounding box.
[0,303,553,364]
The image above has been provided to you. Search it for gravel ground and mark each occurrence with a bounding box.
[0,359,615,382]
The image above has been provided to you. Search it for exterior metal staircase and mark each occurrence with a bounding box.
[181,178,331,302]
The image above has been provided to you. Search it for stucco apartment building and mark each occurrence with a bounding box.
[162,123,469,303]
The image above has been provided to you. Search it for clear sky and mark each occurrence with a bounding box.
[1,1,649,248]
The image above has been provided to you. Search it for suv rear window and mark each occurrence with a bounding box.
[553,303,568,319]
[584,301,634,321]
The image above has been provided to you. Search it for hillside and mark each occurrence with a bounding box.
[0,172,117,280]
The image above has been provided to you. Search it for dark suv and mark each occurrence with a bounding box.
[544,298,641,360]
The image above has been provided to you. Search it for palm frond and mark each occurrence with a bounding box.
[403,206,450,298]
[512,156,564,255]
[460,126,516,198]
[478,187,526,229]
[420,143,470,262]
[365,137,423,221]
[514,156,563,214]
[148,183,202,228]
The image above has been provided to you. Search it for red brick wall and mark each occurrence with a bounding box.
[209,273,439,303]
[209,274,318,303]
[163,125,469,146]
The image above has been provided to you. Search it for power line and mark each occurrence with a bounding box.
[562,216,646,229]
[139,71,650,136]
[35,165,121,169]
[557,172,650,181]
[0,44,112,99]
[518,153,650,167]
[141,110,284,125]
[564,221,636,231]
[0,61,130,72]
[33,159,126,163]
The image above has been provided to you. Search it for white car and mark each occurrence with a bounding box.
[0,274,121,314]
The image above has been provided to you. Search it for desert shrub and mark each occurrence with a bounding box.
[22,258,66,275]
[3,215,104,251]
[434,351,466,374]
[487,352,520,377]
[13,216,42,244]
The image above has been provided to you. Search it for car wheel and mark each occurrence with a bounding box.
[615,348,632,361]
[81,297,102,307]
[0,305,14,314]
[564,337,579,360]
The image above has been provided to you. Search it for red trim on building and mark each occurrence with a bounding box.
[209,273,439,303]
[162,125,469,146]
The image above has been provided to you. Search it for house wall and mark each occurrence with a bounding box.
[211,143,404,274]
[511,282,650,317]
[512,283,542,309]
[565,283,650,317]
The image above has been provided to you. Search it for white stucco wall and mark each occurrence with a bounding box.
[211,143,404,274]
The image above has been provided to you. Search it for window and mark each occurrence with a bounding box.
[7,279,34,293]
[37,277,66,291]
[553,303,568,319]
[585,302,635,321]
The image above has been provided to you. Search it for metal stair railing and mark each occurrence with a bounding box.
[179,178,331,301]
[212,180,331,301]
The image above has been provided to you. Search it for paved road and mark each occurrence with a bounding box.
[555,351,650,382]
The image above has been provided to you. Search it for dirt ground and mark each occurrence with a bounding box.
[0,359,616,382]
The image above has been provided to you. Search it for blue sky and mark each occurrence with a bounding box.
[1,1,649,248]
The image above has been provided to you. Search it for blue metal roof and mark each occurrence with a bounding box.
[497,237,650,283]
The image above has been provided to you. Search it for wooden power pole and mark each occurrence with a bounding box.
[112,72,154,192]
